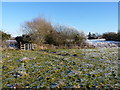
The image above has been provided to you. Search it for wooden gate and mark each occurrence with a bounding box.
[20,43,34,50]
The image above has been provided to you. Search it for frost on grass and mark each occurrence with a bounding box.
[2,48,120,89]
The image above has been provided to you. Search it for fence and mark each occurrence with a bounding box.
[20,43,34,50]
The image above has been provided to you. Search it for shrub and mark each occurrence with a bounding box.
[102,32,118,41]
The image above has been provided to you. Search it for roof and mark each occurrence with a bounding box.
[5,40,17,43]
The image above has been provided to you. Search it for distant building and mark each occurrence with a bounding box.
[5,40,18,49]
[87,32,102,39]
[5,35,34,50]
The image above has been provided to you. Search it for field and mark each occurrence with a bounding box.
[1,48,120,89]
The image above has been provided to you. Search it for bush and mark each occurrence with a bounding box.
[102,32,119,41]
[0,30,11,41]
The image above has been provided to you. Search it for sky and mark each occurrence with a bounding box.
[2,2,118,37]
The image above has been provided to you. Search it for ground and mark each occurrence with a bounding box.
[1,48,120,89]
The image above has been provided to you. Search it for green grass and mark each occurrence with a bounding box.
[2,48,120,89]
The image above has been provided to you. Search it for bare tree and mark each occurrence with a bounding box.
[21,16,55,45]
[54,25,86,46]
[21,16,86,47]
